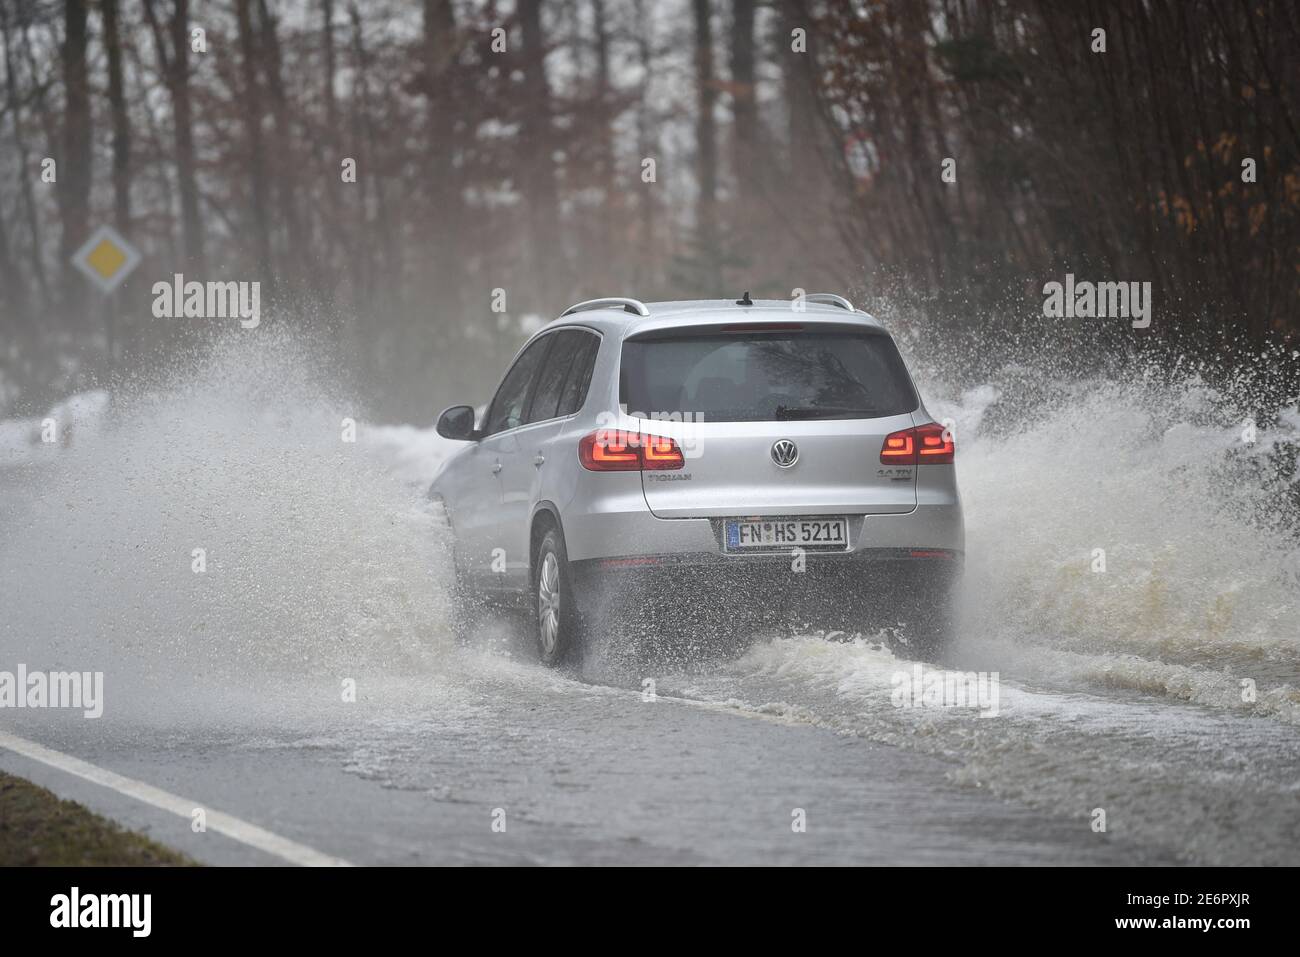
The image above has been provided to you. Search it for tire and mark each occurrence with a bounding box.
[533,526,585,666]
[891,577,957,662]
[844,564,958,662]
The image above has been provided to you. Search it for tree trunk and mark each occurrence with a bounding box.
[0,189,26,321]
[59,0,92,319]
[235,0,272,273]
[519,0,561,305]
[98,0,132,363]
[0,2,40,310]
[170,0,203,270]
[101,0,131,234]
[730,0,757,204]
[693,0,719,292]
[422,0,464,320]
[631,0,659,293]
[591,0,617,269]
[144,0,205,271]
[321,0,338,132]
[258,0,310,287]
[781,0,819,164]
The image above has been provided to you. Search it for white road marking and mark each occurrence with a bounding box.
[0,729,353,867]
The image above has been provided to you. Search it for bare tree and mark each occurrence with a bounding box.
[101,0,131,234]
[730,0,756,204]
[321,0,338,133]
[693,0,719,292]
[631,0,660,293]
[590,0,616,261]
[235,0,272,274]
[143,0,205,271]
[58,0,91,316]
[519,0,561,304]
[258,0,311,288]
[0,1,33,316]
[421,0,464,320]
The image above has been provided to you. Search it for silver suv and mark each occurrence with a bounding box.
[430,295,963,665]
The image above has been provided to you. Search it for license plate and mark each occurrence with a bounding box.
[725,517,849,551]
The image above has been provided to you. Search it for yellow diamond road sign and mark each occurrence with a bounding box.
[72,225,141,293]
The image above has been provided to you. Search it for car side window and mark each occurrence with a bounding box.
[484,336,552,436]
[526,331,584,424]
[556,332,601,416]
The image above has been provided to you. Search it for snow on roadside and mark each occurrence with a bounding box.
[0,390,110,469]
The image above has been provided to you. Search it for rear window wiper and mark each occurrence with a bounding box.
[774,404,879,420]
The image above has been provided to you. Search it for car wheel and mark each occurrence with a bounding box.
[890,582,957,662]
[534,527,583,666]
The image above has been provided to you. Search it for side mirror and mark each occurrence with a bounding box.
[435,404,478,441]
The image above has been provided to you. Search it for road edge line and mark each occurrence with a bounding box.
[0,729,353,867]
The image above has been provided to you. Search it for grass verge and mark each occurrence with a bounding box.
[0,770,195,866]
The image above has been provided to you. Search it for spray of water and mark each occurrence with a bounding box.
[0,331,456,726]
[4,328,1295,718]
[928,366,1300,722]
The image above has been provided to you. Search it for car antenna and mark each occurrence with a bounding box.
[735,290,754,306]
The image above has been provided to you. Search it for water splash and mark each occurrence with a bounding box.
[923,365,1300,721]
[0,331,455,724]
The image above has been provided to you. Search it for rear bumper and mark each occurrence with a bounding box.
[563,503,964,562]
[557,472,963,629]
[569,546,963,630]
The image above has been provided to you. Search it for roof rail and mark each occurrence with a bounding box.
[804,293,855,312]
[562,297,650,318]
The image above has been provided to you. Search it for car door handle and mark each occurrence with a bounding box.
[491,462,502,474]
[533,454,545,467]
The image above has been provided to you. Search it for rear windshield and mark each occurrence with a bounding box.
[619,329,918,422]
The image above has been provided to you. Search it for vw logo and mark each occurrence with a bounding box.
[771,439,799,468]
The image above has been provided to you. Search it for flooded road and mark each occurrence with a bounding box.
[1,335,1296,864]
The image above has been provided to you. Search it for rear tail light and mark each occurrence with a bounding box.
[640,433,685,469]
[880,423,954,465]
[880,430,915,462]
[916,422,955,463]
[578,429,640,470]
[579,430,684,471]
